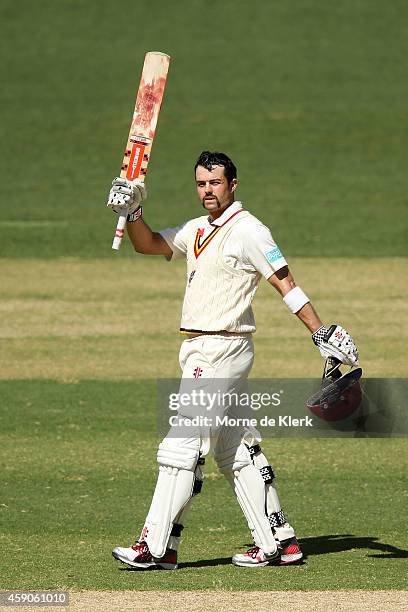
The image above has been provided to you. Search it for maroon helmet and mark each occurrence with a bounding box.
[307,358,363,422]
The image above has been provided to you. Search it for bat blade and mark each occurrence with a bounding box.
[112,51,170,251]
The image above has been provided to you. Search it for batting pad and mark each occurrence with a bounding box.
[234,464,278,555]
[216,442,277,555]
[251,447,283,516]
[145,439,200,558]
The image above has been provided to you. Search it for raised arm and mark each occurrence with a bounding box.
[126,217,172,257]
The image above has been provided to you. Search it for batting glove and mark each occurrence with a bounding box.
[312,324,359,366]
[107,177,147,215]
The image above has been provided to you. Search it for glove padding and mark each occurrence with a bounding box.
[107,177,147,215]
[312,324,359,366]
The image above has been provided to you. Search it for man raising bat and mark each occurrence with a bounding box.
[107,150,359,569]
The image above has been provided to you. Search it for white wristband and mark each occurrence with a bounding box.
[283,286,310,314]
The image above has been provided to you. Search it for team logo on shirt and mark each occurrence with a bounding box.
[193,366,203,378]
[193,209,244,258]
[194,226,222,258]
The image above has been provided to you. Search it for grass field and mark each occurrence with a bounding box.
[1,380,407,591]
[0,258,407,593]
[1,1,407,258]
[0,258,406,380]
[1,0,407,604]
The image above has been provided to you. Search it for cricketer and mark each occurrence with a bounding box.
[106,151,359,568]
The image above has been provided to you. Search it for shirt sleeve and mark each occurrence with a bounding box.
[159,223,188,260]
[242,222,288,279]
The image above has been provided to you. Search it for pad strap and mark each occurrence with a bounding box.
[260,465,275,484]
[268,510,286,528]
[247,444,275,483]
[170,523,184,538]
[192,479,203,495]
[193,454,205,495]
[248,444,262,457]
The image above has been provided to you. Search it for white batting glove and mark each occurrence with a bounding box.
[107,177,147,215]
[312,324,359,366]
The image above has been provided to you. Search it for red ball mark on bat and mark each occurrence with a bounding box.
[133,76,167,140]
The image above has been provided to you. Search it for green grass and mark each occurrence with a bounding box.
[1,380,407,591]
[0,0,407,595]
[1,0,407,257]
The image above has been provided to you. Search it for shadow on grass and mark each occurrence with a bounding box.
[119,557,232,571]
[300,534,408,559]
[178,534,408,568]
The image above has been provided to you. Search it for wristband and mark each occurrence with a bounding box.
[127,206,143,222]
[283,286,309,314]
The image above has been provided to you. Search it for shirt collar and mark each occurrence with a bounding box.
[208,201,243,227]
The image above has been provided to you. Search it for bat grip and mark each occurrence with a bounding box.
[112,214,127,251]
[323,357,342,380]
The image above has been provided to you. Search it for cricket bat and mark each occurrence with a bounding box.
[112,51,170,250]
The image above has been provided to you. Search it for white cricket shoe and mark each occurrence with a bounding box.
[112,540,177,570]
[232,546,279,567]
[232,537,303,567]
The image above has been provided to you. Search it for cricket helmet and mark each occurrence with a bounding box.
[307,358,363,422]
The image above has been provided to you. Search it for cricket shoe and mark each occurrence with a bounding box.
[232,538,303,568]
[232,546,280,567]
[272,536,303,565]
[112,541,177,570]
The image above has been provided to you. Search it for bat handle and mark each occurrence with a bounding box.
[323,357,342,380]
[112,214,127,251]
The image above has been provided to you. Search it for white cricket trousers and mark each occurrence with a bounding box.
[143,333,289,557]
[175,333,258,454]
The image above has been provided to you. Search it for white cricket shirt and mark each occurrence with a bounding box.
[159,201,287,332]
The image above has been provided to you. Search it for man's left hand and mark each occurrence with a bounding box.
[312,324,359,366]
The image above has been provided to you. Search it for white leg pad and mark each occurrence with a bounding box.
[144,437,200,558]
[249,446,295,537]
[216,443,277,556]
[167,459,204,551]
[251,448,283,515]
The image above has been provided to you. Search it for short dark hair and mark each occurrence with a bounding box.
[194,151,237,183]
